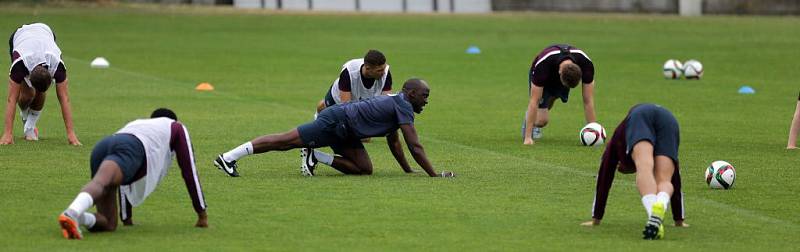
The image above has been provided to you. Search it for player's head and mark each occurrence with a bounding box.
[402,78,430,114]
[362,49,387,79]
[29,64,52,92]
[151,108,178,120]
[558,61,582,88]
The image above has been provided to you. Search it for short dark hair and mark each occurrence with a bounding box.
[560,63,582,88]
[29,64,52,92]
[151,108,177,120]
[363,49,386,66]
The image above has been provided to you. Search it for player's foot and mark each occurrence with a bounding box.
[643,202,666,240]
[24,127,39,141]
[532,127,543,140]
[300,147,317,177]
[214,154,239,177]
[58,211,83,240]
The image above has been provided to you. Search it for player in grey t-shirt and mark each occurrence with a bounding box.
[214,78,454,178]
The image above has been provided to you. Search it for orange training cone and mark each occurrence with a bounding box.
[195,82,214,91]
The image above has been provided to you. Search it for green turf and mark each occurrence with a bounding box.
[0,4,798,251]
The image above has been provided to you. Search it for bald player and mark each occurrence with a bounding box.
[215,78,454,178]
[2,23,80,145]
[523,44,596,145]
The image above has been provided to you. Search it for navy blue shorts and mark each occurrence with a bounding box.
[538,87,569,109]
[297,107,363,152]
[90,134,146,185]
[625,104,680,163]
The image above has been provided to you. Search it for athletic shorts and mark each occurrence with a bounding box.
[90,133,146,185]
[297,107,363,152]
[625,104,680,163]
[324,87,337,108]
[538,86,569,109]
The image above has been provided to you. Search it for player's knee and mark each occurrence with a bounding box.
[359,165,373,175]
[535,120,549,127]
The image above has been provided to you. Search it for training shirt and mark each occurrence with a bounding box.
[341,93,415,139]
[8,23,67,88]
[528,44,594,91]
[330,58,392,104]
[115,118,207,216]
[590,112,685,222]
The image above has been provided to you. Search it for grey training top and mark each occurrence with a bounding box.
[341,93,415,138]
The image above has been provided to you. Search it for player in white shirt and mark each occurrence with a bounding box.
[1,23,80,145]
[58,109,207,240]
[316,49,393,113]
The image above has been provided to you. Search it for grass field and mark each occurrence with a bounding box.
[0,3,799,251]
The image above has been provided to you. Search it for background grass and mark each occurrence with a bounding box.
[0,4,798,251]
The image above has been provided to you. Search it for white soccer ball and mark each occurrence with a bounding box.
[580,122,606,146]
[705,160,736,189]
[683,59,704,79]
[663,59,683,79]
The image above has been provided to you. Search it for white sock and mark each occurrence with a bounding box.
[314,150,334,165]
[223,142,253,162]
[656,192,671,211]
[80,212,96,228]
[24,109,41,134]
[67,192,94,216]
[642,194,657,217]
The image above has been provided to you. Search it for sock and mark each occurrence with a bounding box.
[24,109,41,134]
[656,192,671,211]
[641,194,657,217]
[19,107,29,124]
[80,212,96,228]
[66,192,94,216]
[223,142,253,162]
[314,150,334,165]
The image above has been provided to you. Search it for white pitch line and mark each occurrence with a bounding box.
[69,56,798,229]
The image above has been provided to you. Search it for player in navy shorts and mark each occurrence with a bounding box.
[214,78,454,178]
[582,104,687,240]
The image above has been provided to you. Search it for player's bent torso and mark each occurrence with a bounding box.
[116,117,175,206]
[11,23,62,87]
[340,94,414,139]
[330,58,390,104]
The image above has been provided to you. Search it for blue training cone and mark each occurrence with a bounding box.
[466,46,481,54]
[738,86,755,94]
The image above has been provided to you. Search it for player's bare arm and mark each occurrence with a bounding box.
[55,79,81,145]
[340,91,352,103]
[1,80,22,145]
[524,84,543,145]
[386,130,413,173]
[581,81,597,123]
[399,124,453,177]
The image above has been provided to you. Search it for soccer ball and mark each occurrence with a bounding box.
[580,122,606,146]
[663,59,683,79]
[683,59,704,79]
[705,160,736,189]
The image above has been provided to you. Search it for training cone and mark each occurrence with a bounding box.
[195,82,214,91]
[738,86,755,94]
[90,57,110,68]
[466,45,481,54]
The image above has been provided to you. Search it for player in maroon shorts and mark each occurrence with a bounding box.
[581,104,688,240]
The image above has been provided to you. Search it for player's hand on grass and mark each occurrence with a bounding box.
[674,220,689,227]
[787,146,798,150]
[523,137,534,145]
[580,218,601,226]
[0,134,13,145]
[67,133,82,146]
[195,211,208,228]
[440,171,455,177]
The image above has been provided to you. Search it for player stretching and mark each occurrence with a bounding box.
[2,23,80,145]
[58,109,207,240]
[523,44,596,144]
[582,103,687,240]
[215,79,454,178]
